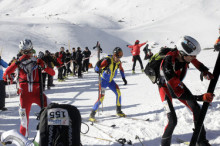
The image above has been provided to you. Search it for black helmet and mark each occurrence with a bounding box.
[113,47,123,58]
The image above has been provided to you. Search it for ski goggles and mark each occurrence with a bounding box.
[182,39,196,54]
[23,49,34,54]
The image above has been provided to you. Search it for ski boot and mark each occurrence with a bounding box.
[0,107,8,111]
[116,106,126,117]
[196,139,211,146]
[89,110,96,122]
[141,69,144,73]
[161,136,172,146]
[132,70,135,74]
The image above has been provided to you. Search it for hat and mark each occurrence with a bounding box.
[135,40,140,43]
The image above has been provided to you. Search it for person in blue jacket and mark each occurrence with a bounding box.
[89,47,127,122]
[0,55,8,111]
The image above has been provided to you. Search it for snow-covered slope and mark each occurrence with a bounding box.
[0,0,220,60]
[0,0,220,145]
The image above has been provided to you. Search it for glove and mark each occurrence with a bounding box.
[122,77,127,85]
[201,71,214,81]
[214,43,220,51]
[202,93,214,103]
[0,56,1,60]
[126,45,129,47]
[37,59,45,68]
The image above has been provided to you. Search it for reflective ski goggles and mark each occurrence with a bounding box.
[23,49,34,54]
[181,39,196,54]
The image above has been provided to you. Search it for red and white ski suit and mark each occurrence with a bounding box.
[4,55,55,137]
[158,50,211,146]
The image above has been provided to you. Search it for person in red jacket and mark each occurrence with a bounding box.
[4,39,55,137]
[158,36,214,146]
[127,40,147,74]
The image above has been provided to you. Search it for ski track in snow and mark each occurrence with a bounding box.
[1,50,220,145]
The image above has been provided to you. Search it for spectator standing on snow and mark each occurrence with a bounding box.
[89,47,127,122]
[71,47,77,76]
[3,39,55,137]
[65,50,72,75]
[158,36,214,146]
[57,47,65,81]
[76,47,83,78]
[82,47,91,73]
[143,44,153,60]
[0,55,8,111]
[127,40,147,74]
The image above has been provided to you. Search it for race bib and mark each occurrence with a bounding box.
[47,108,69,126]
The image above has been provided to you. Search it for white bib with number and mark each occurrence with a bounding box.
[47,108,69,126]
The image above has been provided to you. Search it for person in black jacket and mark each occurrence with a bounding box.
[65,50,72,75]
[143,44,153,60]
[76,47,83,78]
[71,48,77,76]
[82,47,91,73]
[42,50,55,89]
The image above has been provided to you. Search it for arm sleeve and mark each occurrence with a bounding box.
[139,42,146,47]
[127,45,133,49]
[0,59,8,68]
[162,55,177,81]
[4,63,18,76]
[191,59,209,72]
[119,62,125,78]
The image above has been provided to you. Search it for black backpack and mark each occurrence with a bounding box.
[38,103,81,146]
[144,47,176,84]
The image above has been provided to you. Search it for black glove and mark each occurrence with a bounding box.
[122,77,127,85]
[126,45,129,47]
[214,43,220,51]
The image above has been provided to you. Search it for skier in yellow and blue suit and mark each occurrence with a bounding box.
[89,47,127,122]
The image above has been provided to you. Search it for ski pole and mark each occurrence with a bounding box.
[38,66,44,109]
[93,41,103,114]
[81,134,114,142]
[190,51,220,145]
[6,75,11,98]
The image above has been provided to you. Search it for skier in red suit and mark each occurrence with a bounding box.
[158,36,214,146]
[4,39,55,137]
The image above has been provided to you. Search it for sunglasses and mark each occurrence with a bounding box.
[23,50,33,54]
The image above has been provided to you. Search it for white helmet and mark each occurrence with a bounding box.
[177,35,201,56]
[19,39,33,50]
